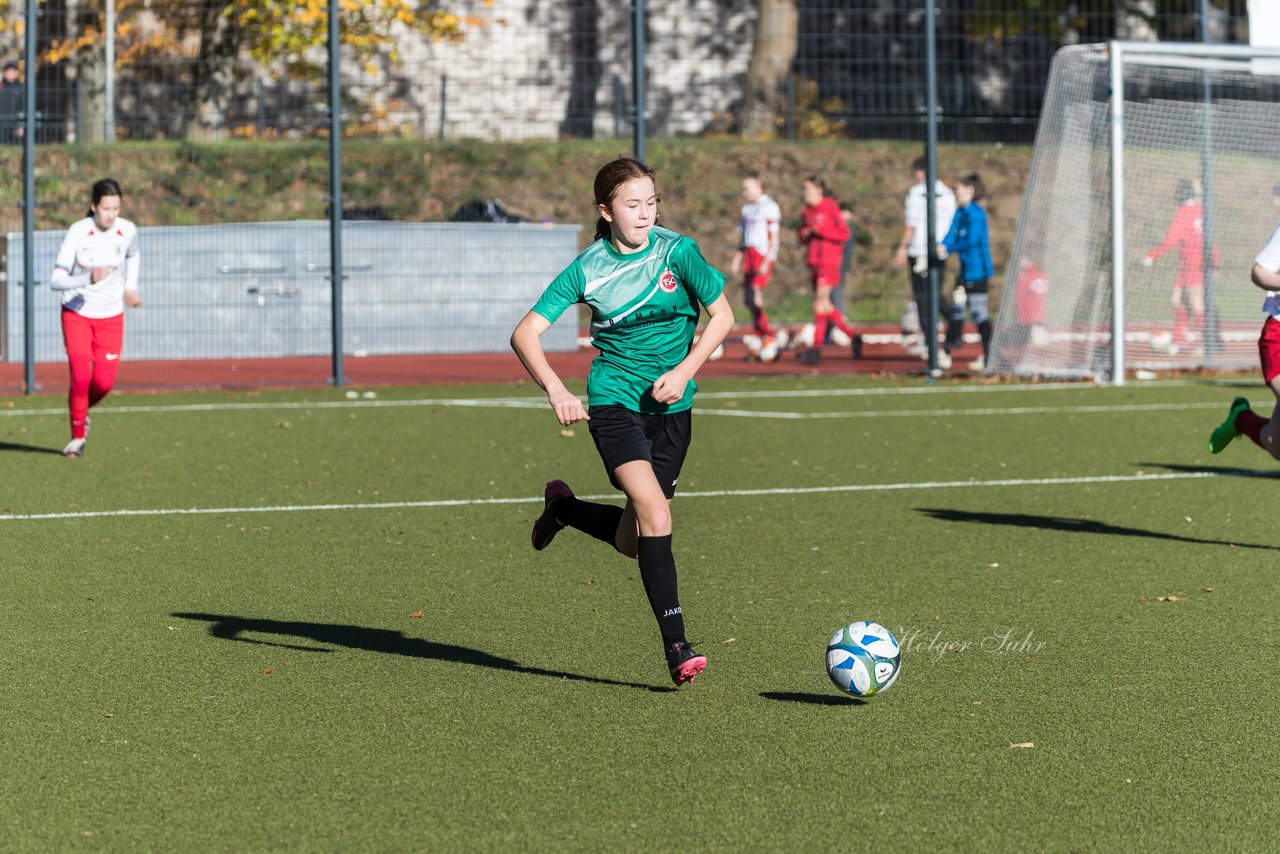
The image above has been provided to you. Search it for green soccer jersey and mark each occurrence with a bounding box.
[531,225,726,414]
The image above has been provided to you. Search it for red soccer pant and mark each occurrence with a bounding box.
[61,309,124,440]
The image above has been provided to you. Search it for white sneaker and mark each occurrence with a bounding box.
[63,438,86,458]
[775,328,791,350]
[829,327,852,348]
[936,351,952,370]
[967,355,985,372]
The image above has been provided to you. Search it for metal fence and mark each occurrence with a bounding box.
[0,0,1254,391]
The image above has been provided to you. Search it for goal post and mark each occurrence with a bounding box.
[990,41,1280,384]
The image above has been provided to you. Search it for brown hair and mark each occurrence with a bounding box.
[958,172,986,202]
[593,156,656,241]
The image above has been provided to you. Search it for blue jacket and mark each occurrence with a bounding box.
[940,202,994,284]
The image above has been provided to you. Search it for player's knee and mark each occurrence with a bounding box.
[634,500,671,535]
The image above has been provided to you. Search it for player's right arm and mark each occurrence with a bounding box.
[511,260,589,425]
[1252,223,1280,292]
[48,224,91,290]
[1251,264,1280,292]
[511,311,588,425]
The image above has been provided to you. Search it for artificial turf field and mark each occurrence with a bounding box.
[3,375,1279,851]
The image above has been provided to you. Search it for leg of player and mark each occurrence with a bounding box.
[61,309,93,458]
[1212,317,1280,456]
[530,479,626,552]
[612,459,705,686]
[1210,386,1280,458]
[1187,286,1205,351]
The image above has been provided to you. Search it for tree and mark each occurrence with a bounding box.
[23,0,490,141]
[741,0,797,138]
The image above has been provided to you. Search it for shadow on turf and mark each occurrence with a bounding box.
[917,507,1280,552]
[1137,461,1280,481]
[0,441,62,455]
[759,691,864,706]
[171,612,674,692]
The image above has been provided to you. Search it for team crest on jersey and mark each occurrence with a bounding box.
[658,268,678,293]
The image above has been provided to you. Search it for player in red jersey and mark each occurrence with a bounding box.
[48,178,142,458]
[796,175,853,362]
[1142,179,1219,354]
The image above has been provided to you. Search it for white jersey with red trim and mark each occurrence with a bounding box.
[49,216,140,319]
[739,194,781,260]
[1255,220,1280,318]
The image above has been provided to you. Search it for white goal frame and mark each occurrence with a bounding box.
[1109,41,1280,385]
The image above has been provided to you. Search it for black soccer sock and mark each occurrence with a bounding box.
[945,318,963,353]
[978,319,993,358]
[637,534,685,646]
[554,495,625,549]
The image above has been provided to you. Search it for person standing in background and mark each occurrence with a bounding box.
[937,173,995,372]
[894,157,955,360]
[730,174,782,351]
[796,175,854,363]
[0,61,26,145]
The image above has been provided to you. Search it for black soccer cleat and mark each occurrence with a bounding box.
[531,479,573,551]
[666,640,708,686]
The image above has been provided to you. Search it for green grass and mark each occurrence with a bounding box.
[3,376,1279,850]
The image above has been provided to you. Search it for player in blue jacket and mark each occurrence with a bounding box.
[938,173,995,371]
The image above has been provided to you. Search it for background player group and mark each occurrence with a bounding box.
[734,159,994,371]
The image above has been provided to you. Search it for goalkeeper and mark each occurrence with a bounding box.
[937,174,994,372]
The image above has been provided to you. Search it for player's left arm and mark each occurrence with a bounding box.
[123,226,142,307]
[652,292,734,405]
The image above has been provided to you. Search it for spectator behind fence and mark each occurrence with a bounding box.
[895,156,955,360]
[0,61,24,145]
[49,178,142,458]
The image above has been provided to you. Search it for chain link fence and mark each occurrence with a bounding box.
[0,0,1253,390]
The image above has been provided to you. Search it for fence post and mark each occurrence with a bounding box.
[328,0,345,387]
[631,0,645,162]
[438,74,447,141]
[22,0,36,394]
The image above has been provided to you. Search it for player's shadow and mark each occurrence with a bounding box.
[917,507,1280,552]
[0,440,62,455]
[171,612,672,693]
[1136,461,1280,480]
[759,691,865,706]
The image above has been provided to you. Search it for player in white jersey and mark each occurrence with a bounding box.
[894,157,955,363]
[49,178,142,458]
[730,174,781,341]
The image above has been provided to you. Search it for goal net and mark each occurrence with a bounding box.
[990,42,1280,382]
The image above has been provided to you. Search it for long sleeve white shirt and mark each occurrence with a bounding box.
[49,216,140,318]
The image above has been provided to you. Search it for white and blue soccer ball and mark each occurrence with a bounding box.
[826,621,901,698]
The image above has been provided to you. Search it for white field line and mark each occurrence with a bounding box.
[0,396,1243,420]
[699,401,1229,419]
[0,471,1228,522]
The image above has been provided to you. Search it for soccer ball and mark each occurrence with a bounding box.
[826,621,901,698]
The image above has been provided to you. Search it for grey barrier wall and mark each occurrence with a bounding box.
[2,221,582,363]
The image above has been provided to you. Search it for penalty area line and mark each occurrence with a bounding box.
[0,471,1225,522]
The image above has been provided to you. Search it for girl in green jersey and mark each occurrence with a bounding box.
[511,157,735,686]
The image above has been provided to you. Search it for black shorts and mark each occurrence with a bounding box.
[587,405,692,499]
